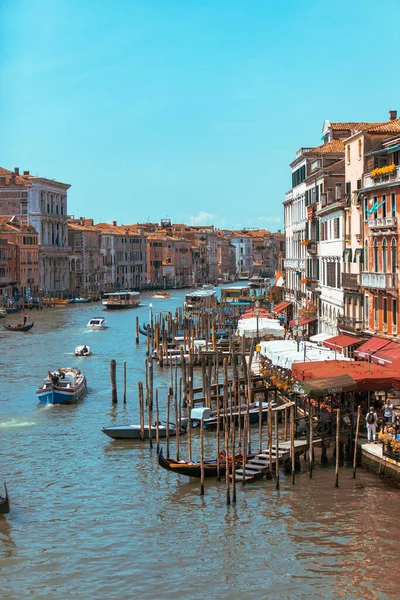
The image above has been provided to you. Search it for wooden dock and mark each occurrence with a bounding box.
[231,440,307,482]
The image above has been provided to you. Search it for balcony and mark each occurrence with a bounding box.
[307,278,321,293]
[306,241,317,255]
[367,216,397,229]
[342,273,360,290]
[361,272,398,290]
[284,258,305,270]
[0,276,11,284]
[337,316,364,333]
[363,165,400,188]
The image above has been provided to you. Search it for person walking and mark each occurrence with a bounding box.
[382,399,394,424]
[366,407,378,443]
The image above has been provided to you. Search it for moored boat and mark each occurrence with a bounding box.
[0,308,7,318]
[36,368,87,404]
[184,290,218,316]
[102,291,140,310]
[195,401,276,430]
[157,448,252,478]
[0,483,10,515]
[87,317,106,329]
[102,422,186,440]
[75,345,91,356]
[69,296,91,304]
[152,292,171,298]
[6,305,21,314]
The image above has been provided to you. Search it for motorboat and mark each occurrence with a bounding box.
[184,290,218,316]
[87,317,106,329]
[0,308,7,318]
[69,296,91,304]
[75,345,91,356]
[202,284,214,290]
[194,401,277,430]
[102,422,186,440]
[102,291,140,310]
[152,292,171,298]
[0,482,10,515]
[36,368,87,404]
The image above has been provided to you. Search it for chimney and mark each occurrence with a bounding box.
[23,170,30,176]
[112,220,117,226]
[14,167,19,176]
[389,110,397,121]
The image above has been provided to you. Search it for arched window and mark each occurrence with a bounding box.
[383,238,388,273]
[392,238,397,273]
[374,239,379,273]
[364,239,369,271]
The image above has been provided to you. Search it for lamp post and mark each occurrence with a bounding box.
[293,316,303,352]
[255,299,260,344]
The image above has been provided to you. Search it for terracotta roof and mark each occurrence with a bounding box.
[306,139,345,155]
[366,118,400,133]
[330,122,384,131]
[0,167,31,187]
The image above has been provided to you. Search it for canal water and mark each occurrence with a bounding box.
[1,289,399,599]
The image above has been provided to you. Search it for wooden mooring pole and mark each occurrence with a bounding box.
[290,405,295,485]
[135,315,139,344]
[335,408,340,488]
[275,411,280,490]
[110,359,117,403]
[353,405,361,479]
[123,360,127,404]
[200,418,205,495]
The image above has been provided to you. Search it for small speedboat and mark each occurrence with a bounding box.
[70,296,91,304]
[0,482,10,515]
[87,317,106,329]
[102,422,186,440]
[0,308,7,318]
[152,292,171,298]
[36,368,87,404]
[75,345,91,356]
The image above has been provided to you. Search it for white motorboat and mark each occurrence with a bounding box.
[102,291,140,310]
[101,423,186,440]
[75,345,91,356]
[87,317,106,329]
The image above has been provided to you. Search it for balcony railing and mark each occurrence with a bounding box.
[306,241,317,255]
[337,316,364,332]
[363,165,400,188]
[361,272,398,290]
[367,216,397,229]
[0,276,11,284]
[342,273,360,289]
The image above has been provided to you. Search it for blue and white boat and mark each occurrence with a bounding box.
[36,368,87,404]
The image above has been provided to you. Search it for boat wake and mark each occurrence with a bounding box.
[0,419,36,428]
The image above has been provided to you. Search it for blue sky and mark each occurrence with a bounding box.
[1,0,400,230]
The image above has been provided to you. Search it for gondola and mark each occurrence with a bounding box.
[4,322,34,332]
[0,483,10,515]
[157,447,253,478]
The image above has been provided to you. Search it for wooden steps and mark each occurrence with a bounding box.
[230,445,290,483]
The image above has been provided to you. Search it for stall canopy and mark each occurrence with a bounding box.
[354,337,392,360]
[371,342,400,365]
[237,317,284,339]
[294,374,357,397]
[260,340,348,369]
[309,333,332,344]
[323,334,363,351]
[273,301,291,313]
[292,360,400,391]
[289,316,316,327]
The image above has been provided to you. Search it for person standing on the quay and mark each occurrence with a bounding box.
[383,398,394,424]
[366,407,378,443]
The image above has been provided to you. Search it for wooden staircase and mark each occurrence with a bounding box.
[232,445,289,482]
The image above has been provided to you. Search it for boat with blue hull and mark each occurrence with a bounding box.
[36,368,87,404]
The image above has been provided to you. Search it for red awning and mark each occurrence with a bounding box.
[323,334,363,351]
[273,301,291,313]
[354,337,392,359]
[289,317,316,327]
[371,342,400,365]
[292,360,400,392]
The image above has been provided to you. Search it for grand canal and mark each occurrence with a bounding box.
[1,289,399,599]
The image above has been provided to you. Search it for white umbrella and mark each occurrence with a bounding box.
[237,317,284,339]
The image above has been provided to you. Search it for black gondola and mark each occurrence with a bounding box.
[158,447,253,478]
[0,483,10,515]
[4,322,34,332]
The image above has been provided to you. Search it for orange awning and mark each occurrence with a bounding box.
[323,334,363,351]
[289,317,316,327]
[273,301,291,313]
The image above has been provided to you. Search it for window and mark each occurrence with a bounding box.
[383,297,388,324]
[373,196,378,219]
[335,183,342,200]
[364,197,368,220]
[393,299,397,327]
[347,145,350,163]
[326,262,336,287]
[357,178,362,190]
[391,238,397,273]
[358,139,362,159]
[382,195,387,218]
[382,238,388,272]
[346,182,351,197]
[392,193,396,217]
[374,239,379,272]
[333,218,340,239]
[364,295,369,327]
[374,296,379,323]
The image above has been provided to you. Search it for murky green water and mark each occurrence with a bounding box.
[0,290,399,599]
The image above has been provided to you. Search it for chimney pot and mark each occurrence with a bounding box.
[23,170,30,176]
[112,220,117,226]
[389,110,397,121]
[14,167,19,175]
